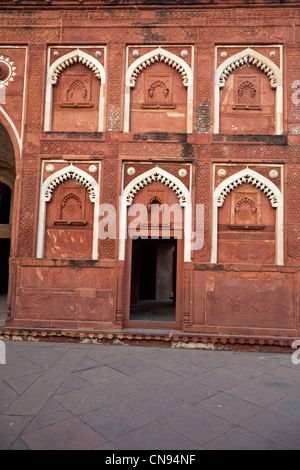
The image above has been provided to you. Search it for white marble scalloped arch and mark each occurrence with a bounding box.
[36,164,100,260]
[123,48,194,133]
[118,166,192,263]
[214,47,283,135]
[211,168,284,265]
[44,49,106,132]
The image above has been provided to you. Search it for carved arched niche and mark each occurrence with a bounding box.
[44,49,106,132]
[214,48,283,135]
[217,183,276,264]
[124,48,194,133]
[212,168,284,265]
[44,178,94,259]
[37,163,100,260]
[220,66,276,134]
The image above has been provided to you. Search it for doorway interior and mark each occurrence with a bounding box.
[130,237,177,322]
[0,123,15,322]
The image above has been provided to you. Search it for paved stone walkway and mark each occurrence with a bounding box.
[0,338,300,450]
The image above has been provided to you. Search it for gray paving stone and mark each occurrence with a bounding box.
[267,365,300,385]
[244,372,299,397]
[158,404,233,447]
[225,380,286,407]
[16,346,66,368]
[0,378,18,400]
[184,351,234,369]
[22,417,107,450]
[54,383,116,415]
[132,367,185,388]
[73,356,104,372]
[124,388,186,420]
[191,368,245,391]
[4,372,42,395]
[55,348,89,366]
[0,360,43,381]
[241,409,300,450]
[1,340,300,451]
[161,378,217,404]
[97,375,159,400]
[80,402,153,440]
[216,363,262,381]
[0,414,32,450]
[204,427,289,450]
[75,365,126,384]
[229,355,279,373]
[107,357,155,376]
[0,397,15,414]
[24,398,73,433]
[9,438,30,450]
[95,441,121,450]
[269,390,300,419]
[197,392,262,424]
[160,361,207,378]
[113,421,201,450]
[4,364,75,416]
[55,372,91,395]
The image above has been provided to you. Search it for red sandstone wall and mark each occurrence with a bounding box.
[0,1,299,340]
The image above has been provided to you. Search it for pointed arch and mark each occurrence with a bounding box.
[44,49,106,132]
[0,107,21,157]
[124,48,194,133]
[119,166,192,263]
[50,49,105,86]
[36,164,100,260]
[214,48,283,134]
[211,168,284,265]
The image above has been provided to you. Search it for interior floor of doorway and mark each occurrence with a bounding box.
[130,299,175,322]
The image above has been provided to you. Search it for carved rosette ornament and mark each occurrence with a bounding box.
[0,55,16,88]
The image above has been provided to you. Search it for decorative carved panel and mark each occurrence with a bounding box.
[44,179,93,259]
[52,63,100,132]
[218,183,276,264]
[233,75,261,110]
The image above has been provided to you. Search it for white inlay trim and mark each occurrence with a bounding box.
[124,47,194,133]
[211,167,284,265]
[119,166,192,262]
[216,173,279,208]
[51,50,103,85]
[126,171,187,207]
[214,48,283,135]
[37,164,100,260]
[44,49,106,132]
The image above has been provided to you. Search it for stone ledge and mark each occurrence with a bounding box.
[212,134,288,145]
[0,326,297,353]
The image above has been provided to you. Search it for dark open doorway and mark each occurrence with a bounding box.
[130,238,177,322]
[0,183,12,295]
[0,123,15,324]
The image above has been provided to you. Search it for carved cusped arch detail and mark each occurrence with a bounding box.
[212,167,284,265]
[44,165,98,203]
[127,48,192,88]
[215,169,280,208]
[119,166,192,262]
[217,48,281,90]
[126,171,188,207]
[51,50,104,85]
[37,163,100,260]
